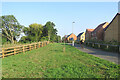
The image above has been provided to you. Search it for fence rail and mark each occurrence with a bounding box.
[0,41,49,58]
[85,42,120,53]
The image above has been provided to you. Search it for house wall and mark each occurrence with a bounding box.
[85,31,88,40]
[77,37,80,41]
[85,31,92,41]
[104,15,119,42]
[80,32,85,42]
[118,14,120,42]
[97,22,109,41]
[92,22,109,41]
[67,34,77,41]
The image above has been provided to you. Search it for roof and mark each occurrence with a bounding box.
[92,22,108,33]
[64,35,68,38]
[66,33,75,38]
[86,29,94,32]
[77,32,84,37]
[104,13,120,31]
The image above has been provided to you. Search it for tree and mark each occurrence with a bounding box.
[40,36,48,41]
[19,36,30,43]
[56,35,61,43]
[44,21,56,41]
[23,23,43,42]
[1,15,23,44]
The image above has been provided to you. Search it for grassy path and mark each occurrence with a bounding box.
[2,43,119,78]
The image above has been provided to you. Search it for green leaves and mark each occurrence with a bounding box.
[21,21,61,43]
[1,15,23,44]
[22,23,43,42]
[44,21,58,41]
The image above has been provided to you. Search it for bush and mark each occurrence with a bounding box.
[40,36,48,41]
[85,42,119,53]
[85,40,119,45]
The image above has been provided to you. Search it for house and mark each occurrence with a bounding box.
[77,32,85,42]
[62,35,68,42]
[66,33,77,41]
[91,22,109,41]
[104,13,120,42]
[85,29,94,41]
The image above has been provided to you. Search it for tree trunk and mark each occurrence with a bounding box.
[48,36,50,41]
[11,37,14,44]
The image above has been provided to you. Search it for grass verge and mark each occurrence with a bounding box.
[2,43,119,78]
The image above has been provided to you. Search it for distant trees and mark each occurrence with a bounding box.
[56,35,61,43]
[20,21,61,43]
[1,15,23,44]
[1,15,61,44]
[23,23,43,42]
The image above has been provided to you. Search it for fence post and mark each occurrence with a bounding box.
[29,44,31,51]
[106,45,109,49]
[39,42,40,48]
[14,47,16,55]
[34,43,36,49]
[92,43,94,47]
[42,42,43,47]
[2,49,4,58]
[37,43,38,48]
[98,44,100,48]
[36,43,38,48]
[23,46,25,54]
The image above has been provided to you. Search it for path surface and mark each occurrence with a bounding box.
[68,43,120,64]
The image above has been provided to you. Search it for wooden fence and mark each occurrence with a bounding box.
[0,41,49,58]
[85,42,120,53]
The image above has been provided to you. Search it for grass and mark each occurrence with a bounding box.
[2,43,119,78]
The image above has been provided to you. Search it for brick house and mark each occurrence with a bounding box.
[77,32,85,42]
[62,35,68,42]
[85,29,94,41]
[66,33,77,41]
[104,13,120,42]
[91,22,109,41]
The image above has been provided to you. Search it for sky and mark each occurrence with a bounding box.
[1,2,118,38]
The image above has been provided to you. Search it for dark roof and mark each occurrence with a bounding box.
[66,33,71,38]
[66,33,75,38]
[104,13,120,31]
[66,34,70,38]
[77,32,84,37]
[92,22,107,33]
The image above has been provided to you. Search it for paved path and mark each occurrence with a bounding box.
[68,43,120,64]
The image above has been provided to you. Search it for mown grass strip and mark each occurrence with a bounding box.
[2,43,119,78]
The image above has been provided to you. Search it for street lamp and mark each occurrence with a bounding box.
[72,22,75,46]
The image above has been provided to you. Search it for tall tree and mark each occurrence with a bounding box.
[56,35,61,43]
[44,21,56,41]
[1,15,23,43]
[23,23,43,42]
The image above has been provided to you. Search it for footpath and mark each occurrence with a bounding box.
[68,43,119,64]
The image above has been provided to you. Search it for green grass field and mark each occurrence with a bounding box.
[2,43,119,78]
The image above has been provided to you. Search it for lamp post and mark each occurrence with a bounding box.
[72,22,75,46]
